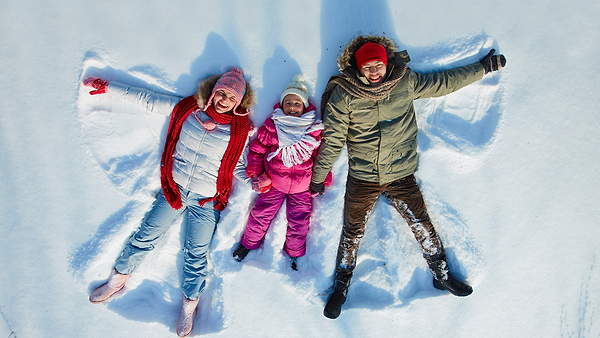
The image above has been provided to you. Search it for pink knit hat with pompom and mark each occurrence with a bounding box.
[205,67,248,116]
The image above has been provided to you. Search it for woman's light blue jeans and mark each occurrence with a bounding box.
[114,186,220,300]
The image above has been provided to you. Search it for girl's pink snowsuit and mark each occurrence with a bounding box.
[241,103,327,257]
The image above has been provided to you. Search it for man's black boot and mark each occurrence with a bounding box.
[324,280,348,319]
[427,255,473,297]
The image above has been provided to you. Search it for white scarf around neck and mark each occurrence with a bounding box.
[267,107,324,167]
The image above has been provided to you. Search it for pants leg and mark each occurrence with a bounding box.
[283,190,312,258]
[382,175,444,258]
[180,192,220,300]
[115,190,184,274]
[241,188,286,250]
[335,175,383,284]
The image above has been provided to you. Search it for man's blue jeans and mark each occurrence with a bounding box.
[115,186,220,300]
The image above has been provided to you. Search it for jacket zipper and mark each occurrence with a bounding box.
[186,125,208,189]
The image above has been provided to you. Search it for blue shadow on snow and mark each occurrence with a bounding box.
[69,200,140,277]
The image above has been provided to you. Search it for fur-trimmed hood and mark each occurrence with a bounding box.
[194,73,255,111]
[319,34,411,114]
[336,34,410,73]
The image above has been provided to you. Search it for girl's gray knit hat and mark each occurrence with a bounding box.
[280,74,309,107]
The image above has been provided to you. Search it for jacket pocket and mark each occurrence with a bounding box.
[347,143,376,173]
[388,138,417,173]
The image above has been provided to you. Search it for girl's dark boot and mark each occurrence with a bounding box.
[233,243,250,262]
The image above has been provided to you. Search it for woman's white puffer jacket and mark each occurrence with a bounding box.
[109,82,248,198]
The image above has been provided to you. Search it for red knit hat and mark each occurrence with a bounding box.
[355,42,388,70]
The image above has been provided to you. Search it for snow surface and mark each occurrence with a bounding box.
[1,0,599,337]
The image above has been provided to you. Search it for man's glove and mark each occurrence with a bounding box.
[251,174,272,193]
[480,49,506,74]
[310,181,325,198]
[83,77,109,95]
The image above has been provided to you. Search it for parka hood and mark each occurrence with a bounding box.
[195,73,255,111]
[337,34,410,74]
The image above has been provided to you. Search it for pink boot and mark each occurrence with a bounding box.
[177,296,199,337]
[89,268,130,304]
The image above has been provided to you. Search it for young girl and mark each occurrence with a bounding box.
[84,68,253,338]
[232,75,330,270]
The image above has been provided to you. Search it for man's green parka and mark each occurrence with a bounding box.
[312,36,485,185]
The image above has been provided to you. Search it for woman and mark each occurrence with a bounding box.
[84,67,254,337]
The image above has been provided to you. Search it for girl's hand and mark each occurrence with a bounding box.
[83,77,109,95]
[252,174,272,193]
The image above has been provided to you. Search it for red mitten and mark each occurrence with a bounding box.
[252,174,272,193]
[324,172,333,187]
[83,77,109,95]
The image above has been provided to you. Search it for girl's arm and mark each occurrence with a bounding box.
[309,127,324,162]
[246,125,271,177]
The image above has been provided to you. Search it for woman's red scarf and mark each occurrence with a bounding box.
[160,95,250,211]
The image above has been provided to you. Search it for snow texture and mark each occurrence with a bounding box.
[1,0,599,337]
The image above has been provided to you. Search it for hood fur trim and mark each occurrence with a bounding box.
[195,73,255,110]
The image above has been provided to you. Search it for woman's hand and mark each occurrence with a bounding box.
[83,77,109,95]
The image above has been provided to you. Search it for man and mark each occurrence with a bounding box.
[311,34,506,319]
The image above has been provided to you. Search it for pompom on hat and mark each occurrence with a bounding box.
[206,67,248,116]
[280,74,309,108]
[355,42,388,70]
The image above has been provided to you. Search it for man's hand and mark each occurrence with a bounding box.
[480,49,506,74]
[310,181,325,198]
